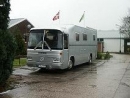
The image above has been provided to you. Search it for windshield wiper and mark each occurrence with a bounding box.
[44,41,51,51]
[34,41,42,50]
[34,41,51,51]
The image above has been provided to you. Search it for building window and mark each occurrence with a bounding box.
[83,33,87,41]
[76,33,79,41]
[100,38,104,42]
[97,38,104,42]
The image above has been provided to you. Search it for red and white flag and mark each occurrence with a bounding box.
[53,11,60,21]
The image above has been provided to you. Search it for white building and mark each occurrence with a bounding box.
[97,30,126,53]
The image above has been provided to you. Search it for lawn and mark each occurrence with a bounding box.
[13,58,27,68]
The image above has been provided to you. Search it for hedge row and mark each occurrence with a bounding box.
[0,30,16,85]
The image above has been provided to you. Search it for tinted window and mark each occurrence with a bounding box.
[76,33,79,41]
[64,34,68,49]
[28,29,63,50]
[93,35,96,41]
[83,34,87,41]
[28,30,44,49]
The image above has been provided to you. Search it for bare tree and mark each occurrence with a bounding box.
[120,10,130,37]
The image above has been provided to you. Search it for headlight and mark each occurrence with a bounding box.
[53,57,60,63]
[27,56,32,61]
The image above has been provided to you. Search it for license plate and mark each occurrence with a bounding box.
[38,65,46,68]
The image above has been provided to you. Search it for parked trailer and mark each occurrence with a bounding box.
[27,25,97,69]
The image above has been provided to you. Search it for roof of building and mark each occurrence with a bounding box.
[31,24,97,33]
[97,30,124,39]
[8,18,26,28]
[8,18,34,29]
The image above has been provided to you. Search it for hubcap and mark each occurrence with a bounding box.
[89,56,92,64]
[68,60,73,69]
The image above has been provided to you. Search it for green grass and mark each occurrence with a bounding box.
[13,58,27,68]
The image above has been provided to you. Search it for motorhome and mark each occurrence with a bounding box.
[27,25,97,69]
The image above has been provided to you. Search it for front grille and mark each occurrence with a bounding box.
[44,57,53,62]
[38,56,53,62]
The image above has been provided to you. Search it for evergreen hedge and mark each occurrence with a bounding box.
[0,30,16,85]
[12,29,27,56]
[0,0,16,86]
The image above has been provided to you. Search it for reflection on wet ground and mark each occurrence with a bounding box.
[1,54,130,98]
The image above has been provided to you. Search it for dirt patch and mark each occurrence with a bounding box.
[0,74,42,93]
[0,75,24,93]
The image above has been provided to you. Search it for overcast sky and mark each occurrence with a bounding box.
[10,0,130,30]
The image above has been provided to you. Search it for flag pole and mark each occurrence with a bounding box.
[84,11,85,27]
[79,11,85,27]
[59,10,60,25]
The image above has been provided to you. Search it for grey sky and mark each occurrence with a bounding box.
[10,0,130,30]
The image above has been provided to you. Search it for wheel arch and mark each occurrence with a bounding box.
[69,56,75,66]
[90,53,92,59]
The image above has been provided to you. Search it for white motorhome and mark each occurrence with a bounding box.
[27,25,97,70]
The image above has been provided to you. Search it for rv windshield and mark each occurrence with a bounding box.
[28,29,63,50]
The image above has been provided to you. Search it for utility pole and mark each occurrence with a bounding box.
[119,29,121,53]
[116,24,121,53]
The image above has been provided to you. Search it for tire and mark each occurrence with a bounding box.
[88,56,92,64]
[68,60,73,69]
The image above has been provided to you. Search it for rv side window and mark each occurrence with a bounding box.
[93,35,96,41]
[76,33,79,41]
[83,34,87,41]
[64,34,68,49]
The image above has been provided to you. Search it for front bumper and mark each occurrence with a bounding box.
[27,61,63,69]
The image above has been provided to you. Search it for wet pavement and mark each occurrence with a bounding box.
[0,53,130,98]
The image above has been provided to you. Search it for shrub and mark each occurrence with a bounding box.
[0,30,16,85]
[97,52,111,60]
[12,29,26,56]
[104,51,110,59]
[0,0,16,87]
[97,52,102,59]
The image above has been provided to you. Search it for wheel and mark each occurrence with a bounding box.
[88,56,92,64]
[68,60,73,69]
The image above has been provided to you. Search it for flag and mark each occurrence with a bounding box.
[53,11,60,21]
[79,12,85,22]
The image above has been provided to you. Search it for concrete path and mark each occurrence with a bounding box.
[0,53,130,98]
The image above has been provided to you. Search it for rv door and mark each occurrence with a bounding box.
[63,34,69,68]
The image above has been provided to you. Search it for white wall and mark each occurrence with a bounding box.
[97,30,121,38]
[103,39,124,52]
